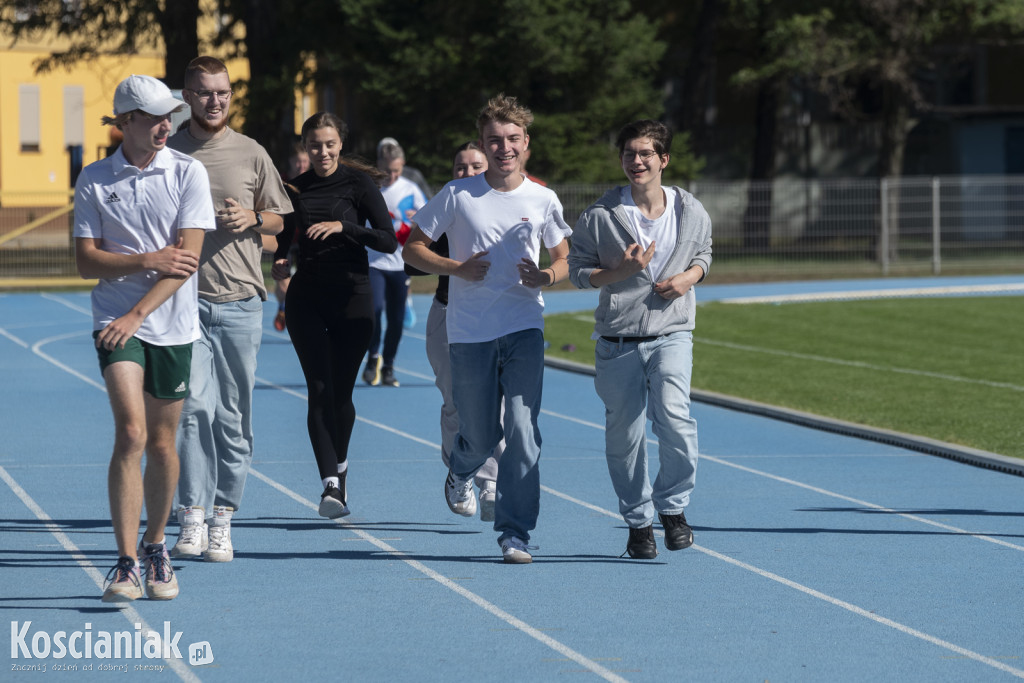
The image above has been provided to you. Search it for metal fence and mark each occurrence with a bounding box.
[3,177,1024,287]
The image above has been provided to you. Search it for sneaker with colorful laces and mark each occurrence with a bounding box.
[445,470,476,517]
[478,481,496,522]
[101,556,143,603]
[170,506,208,558]
[139,540,179,600]
[205,506,234,562]
[499,536,535,564]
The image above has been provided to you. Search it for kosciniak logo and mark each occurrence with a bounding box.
[10,621,214,667]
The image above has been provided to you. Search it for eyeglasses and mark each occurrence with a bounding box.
[187,89,233,103]
[621,150,659,162]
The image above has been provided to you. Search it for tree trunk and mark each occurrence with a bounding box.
[242,0,299,169]
[158,1,201,89]
[679,0,720,158]
[742,80,778,251]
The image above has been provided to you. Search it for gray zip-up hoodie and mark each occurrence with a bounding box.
[568,186,712,337]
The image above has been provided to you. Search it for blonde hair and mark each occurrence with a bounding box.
[100,112,133,128]
[476,93,533,137]
[184,56,229,89]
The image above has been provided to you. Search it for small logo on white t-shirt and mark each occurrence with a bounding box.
[104,192,121,204]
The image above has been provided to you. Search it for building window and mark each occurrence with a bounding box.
[19,84,41,153]
[64,85,84,147]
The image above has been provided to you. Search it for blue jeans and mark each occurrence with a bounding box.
[177,296,263,516]
[594,331,698,528]
[449,328,544,542]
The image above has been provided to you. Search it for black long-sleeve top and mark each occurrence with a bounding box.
[404,233,450,305]
[276,164,397,276]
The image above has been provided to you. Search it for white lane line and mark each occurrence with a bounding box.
[696,338,1024,392]
[0,466,200,683]
[41,292,92,316]
[720,282,1024,304]
[246,468,629,683]
[0,326,30,348]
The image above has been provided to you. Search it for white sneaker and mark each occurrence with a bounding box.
[205,506,234,562]
[170,506,208,558]
[478,482,496,522]
[445,471,476,517]
[499,536,535,564]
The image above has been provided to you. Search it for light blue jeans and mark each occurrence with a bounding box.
[449,328,544,542]
[177,296,263,517]
[594,331,698,528]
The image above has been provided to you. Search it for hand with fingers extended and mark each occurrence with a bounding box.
[145,238,199,277]
[305,221,344,241]
[618,242,655,279]
[95,311,144,351]
[453,251,490,281]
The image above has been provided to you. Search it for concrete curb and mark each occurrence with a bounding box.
[543,355,1024,478]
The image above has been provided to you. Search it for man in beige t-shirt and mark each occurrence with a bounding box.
[168,56,293,564]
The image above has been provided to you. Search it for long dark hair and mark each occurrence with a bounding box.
[300,112,386,184]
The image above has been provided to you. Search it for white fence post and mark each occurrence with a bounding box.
[880,177,890,275]
[932,177,941,275]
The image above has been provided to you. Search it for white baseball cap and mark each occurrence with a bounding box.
[113,75,186,116]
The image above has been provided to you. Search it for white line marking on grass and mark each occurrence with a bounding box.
[538,486,1024,679]
[246,468,629,683]
[0,466,201,683]
[697,338,1024,392]
[720,282,1024,304]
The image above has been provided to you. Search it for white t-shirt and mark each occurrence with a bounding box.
[414,174,571,343]
[368,175,426,272]
[621,185,679,282]
[73,146,216,345]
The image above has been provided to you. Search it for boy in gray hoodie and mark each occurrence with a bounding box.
[568,119,712,559]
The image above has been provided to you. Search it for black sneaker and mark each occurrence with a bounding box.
[362,356,381,386]
[659,512,694,550]
[624,525,658,559]
[318,481,350,519]
[380,365,399,387]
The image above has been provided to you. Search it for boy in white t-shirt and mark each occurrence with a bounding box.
[403,94,571,564]
[74,75,216,602]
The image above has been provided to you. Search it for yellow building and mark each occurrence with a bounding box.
[0,5,249,209]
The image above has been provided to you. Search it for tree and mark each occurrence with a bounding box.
[0,0,199,89]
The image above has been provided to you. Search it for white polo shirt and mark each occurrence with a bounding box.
[413,174,571,344]
[73,145,216,346]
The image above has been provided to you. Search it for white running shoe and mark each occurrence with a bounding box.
[478,482,496,522]
[170,506,208,558]
[499,536,535,564]
[445,471,476,517]
[138,540,179,600]
[205,506,234,562]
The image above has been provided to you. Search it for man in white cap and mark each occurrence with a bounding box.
[168,56,292,564]
[74,74,216,603]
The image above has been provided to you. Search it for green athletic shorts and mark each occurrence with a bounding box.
[93,332,193,400]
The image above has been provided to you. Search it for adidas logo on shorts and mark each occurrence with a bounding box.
[174,381,187,394]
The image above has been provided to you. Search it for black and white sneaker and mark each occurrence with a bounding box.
[444,471,476,517]
[319,480,350,519]
[659,512,694,550]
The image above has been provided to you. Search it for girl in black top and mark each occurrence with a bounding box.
[272,112,397,518]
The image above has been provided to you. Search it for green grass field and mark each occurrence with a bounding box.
[544,296,1024,460]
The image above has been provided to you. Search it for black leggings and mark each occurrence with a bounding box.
[285,270,373,481]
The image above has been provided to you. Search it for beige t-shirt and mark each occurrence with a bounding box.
[168,126,293,302]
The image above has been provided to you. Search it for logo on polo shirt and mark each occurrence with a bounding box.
[105,192,122,204]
